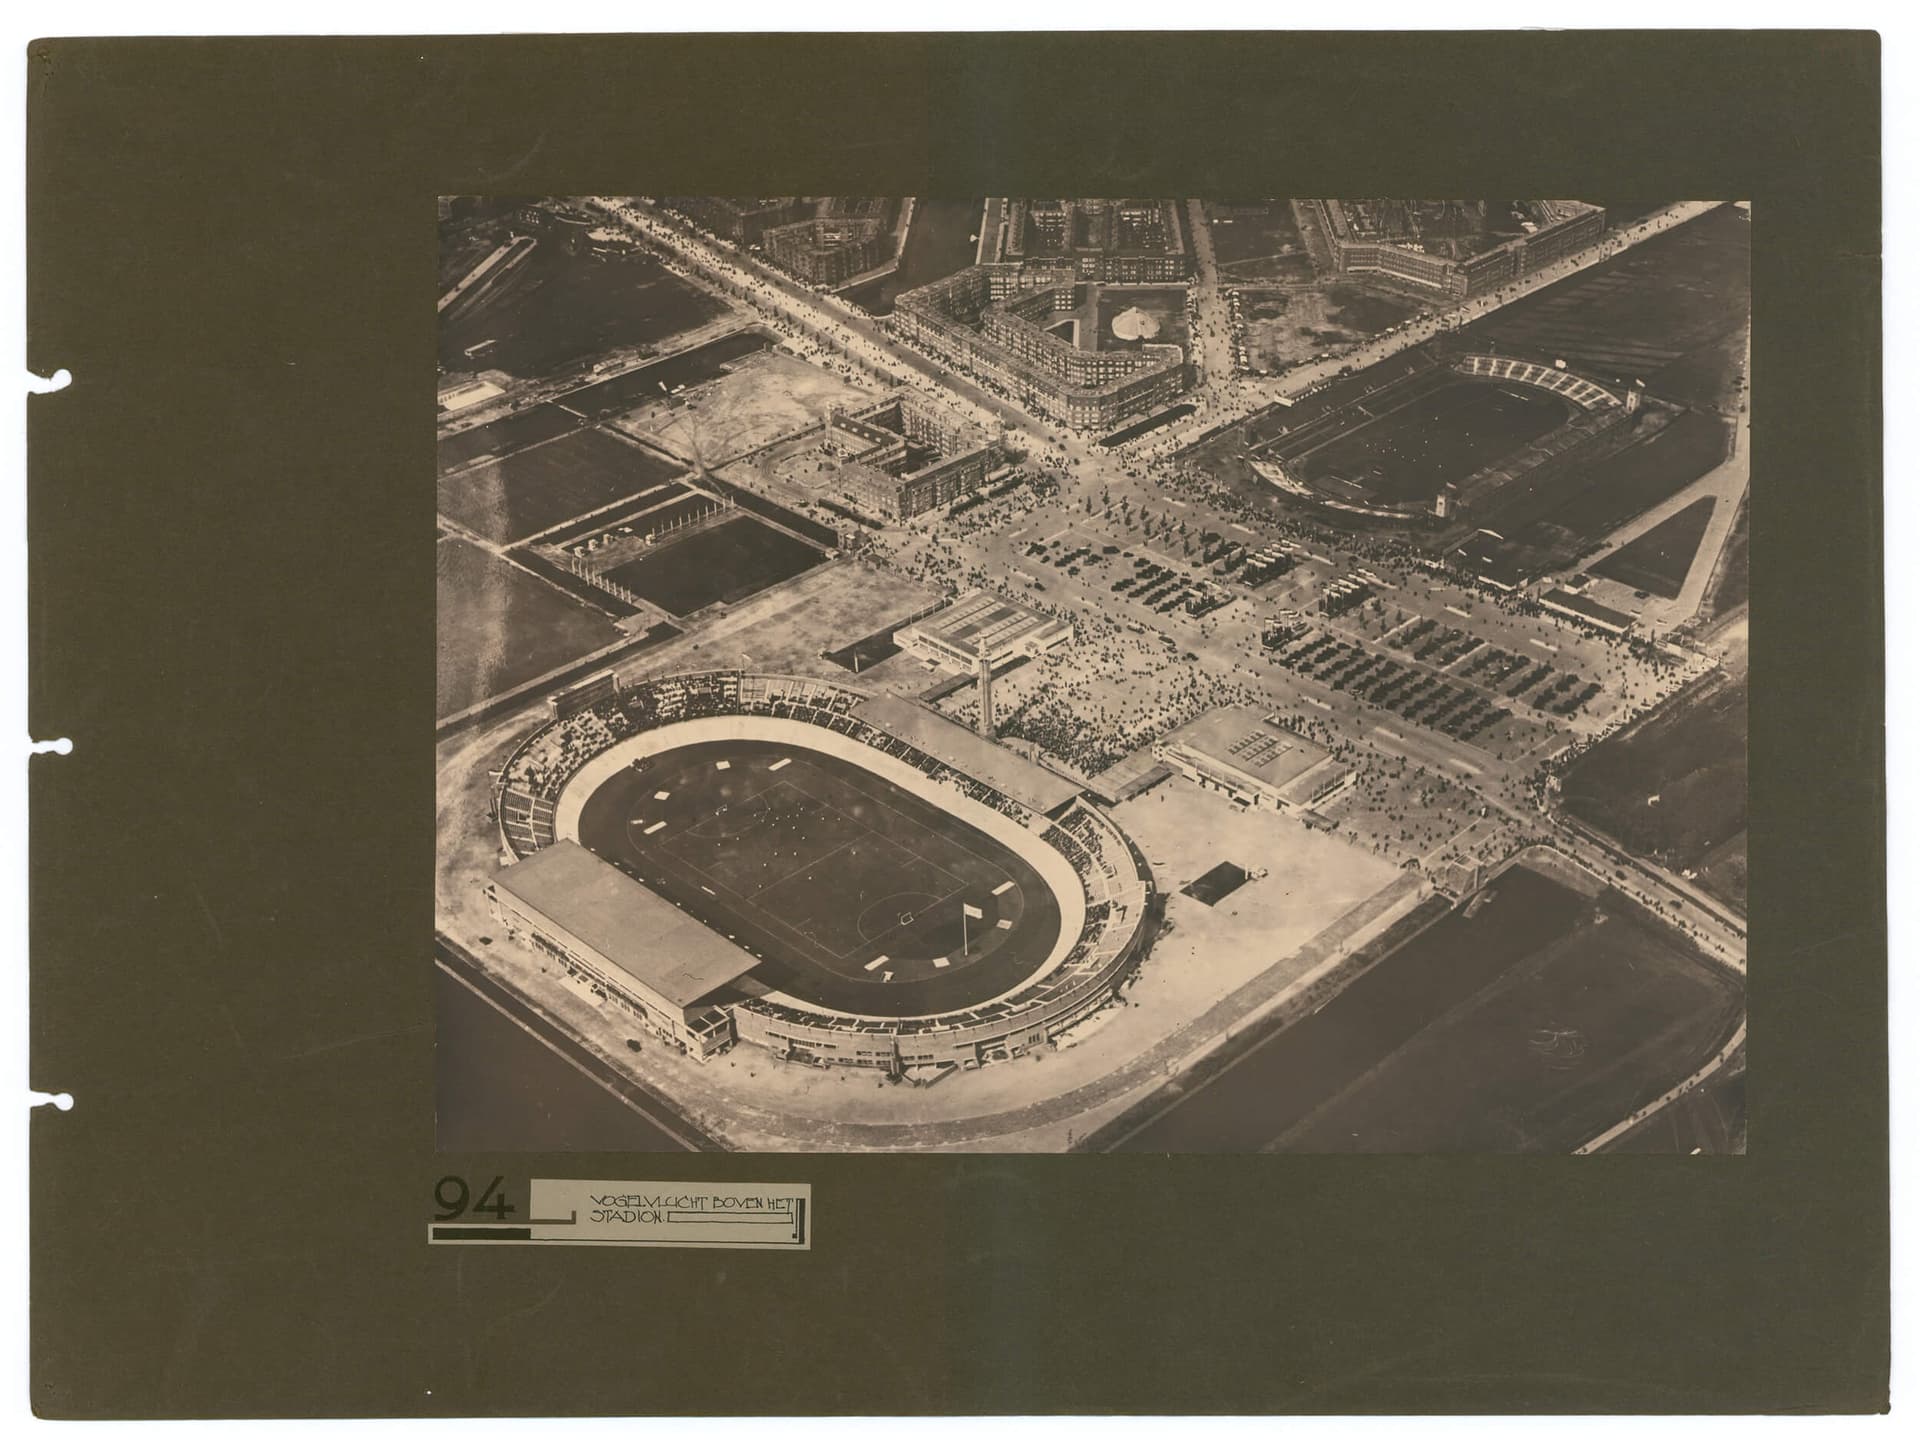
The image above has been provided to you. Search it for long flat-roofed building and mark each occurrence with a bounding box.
[485,839,751,1058]
[852,692,1084,819]
[894,589,1073,672]
[1154,705,1354,814]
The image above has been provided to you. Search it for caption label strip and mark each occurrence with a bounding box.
[430,1176,810,1250]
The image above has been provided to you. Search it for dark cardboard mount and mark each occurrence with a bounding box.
[26,31,1886,1417]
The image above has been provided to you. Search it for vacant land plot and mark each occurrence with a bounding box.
[437,234,726,381]
[1592,496,1719,598]
[614,351,875,463]
[436,538,622,718]
[1237,284,1422,372]
[1560,671,1748,897]
[1207,202,1316,282]
[437,428,686,544]
[599,515,824,616]
[574,740,1061,1016]
[438,404,581,474]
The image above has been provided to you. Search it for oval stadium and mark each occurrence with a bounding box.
[488,670,1153,1072]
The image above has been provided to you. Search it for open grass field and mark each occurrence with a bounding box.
[1461,203,1748,408]
[438,404,582,475]
[1274,884,1743,1152]
[437,231,727,381]
[437,428,687,544]
[1206,201,1316,282]
[1284,379,1571,504]
[1560,672,1748,894]
[1591,496,1719,598]
[1109,862,1740,1153]
[574,739,1062,1016]
[614,351,876,463]
[598,514,824,617]
[436,538,623,718]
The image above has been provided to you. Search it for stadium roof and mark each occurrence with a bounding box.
[853,693,1083,817]
[1161,706,1335,796]
[491,840,757,1009]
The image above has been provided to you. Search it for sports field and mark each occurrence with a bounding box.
[1461,203,1748,409]
[437,428,687,544]
[599,515,824,616]
[574,740,1063,1016]
[437,233,726,382]
[1280,380,1571,504]
[436,538,622,718]
[1275,887,1742,1152]
[1107,863,1741,1153]
[1591,495,1719,598]
[614,351,875,464]
[438,404,581,475]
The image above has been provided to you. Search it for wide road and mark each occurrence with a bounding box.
[434,932,717,1152]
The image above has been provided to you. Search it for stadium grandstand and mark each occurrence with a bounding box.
[490,669,1155,1071]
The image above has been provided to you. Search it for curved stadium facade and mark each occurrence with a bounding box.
[490,670,1154,1072]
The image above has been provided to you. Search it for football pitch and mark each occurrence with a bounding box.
[574,740,1063,1016]
[1290,380,1571,503]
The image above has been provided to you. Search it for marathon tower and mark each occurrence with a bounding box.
[977,654,995,738]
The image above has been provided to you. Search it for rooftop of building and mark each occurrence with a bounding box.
[1541,587,1636,629]
[491,840,758,1008]
[1160,705,1337,796]
[902,590,1069,660]
[852,692,1083,817]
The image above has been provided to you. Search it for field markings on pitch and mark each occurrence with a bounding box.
[769,758,791,771]
[933,957,949,969]
[644,820,667,835]
[995,919,1013,930]
[865,956,888,973]
[715,760,730,770]
[992,880,1015,896]
[654,790,671,800]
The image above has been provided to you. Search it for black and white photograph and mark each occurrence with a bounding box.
[435,194,1751,1155]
